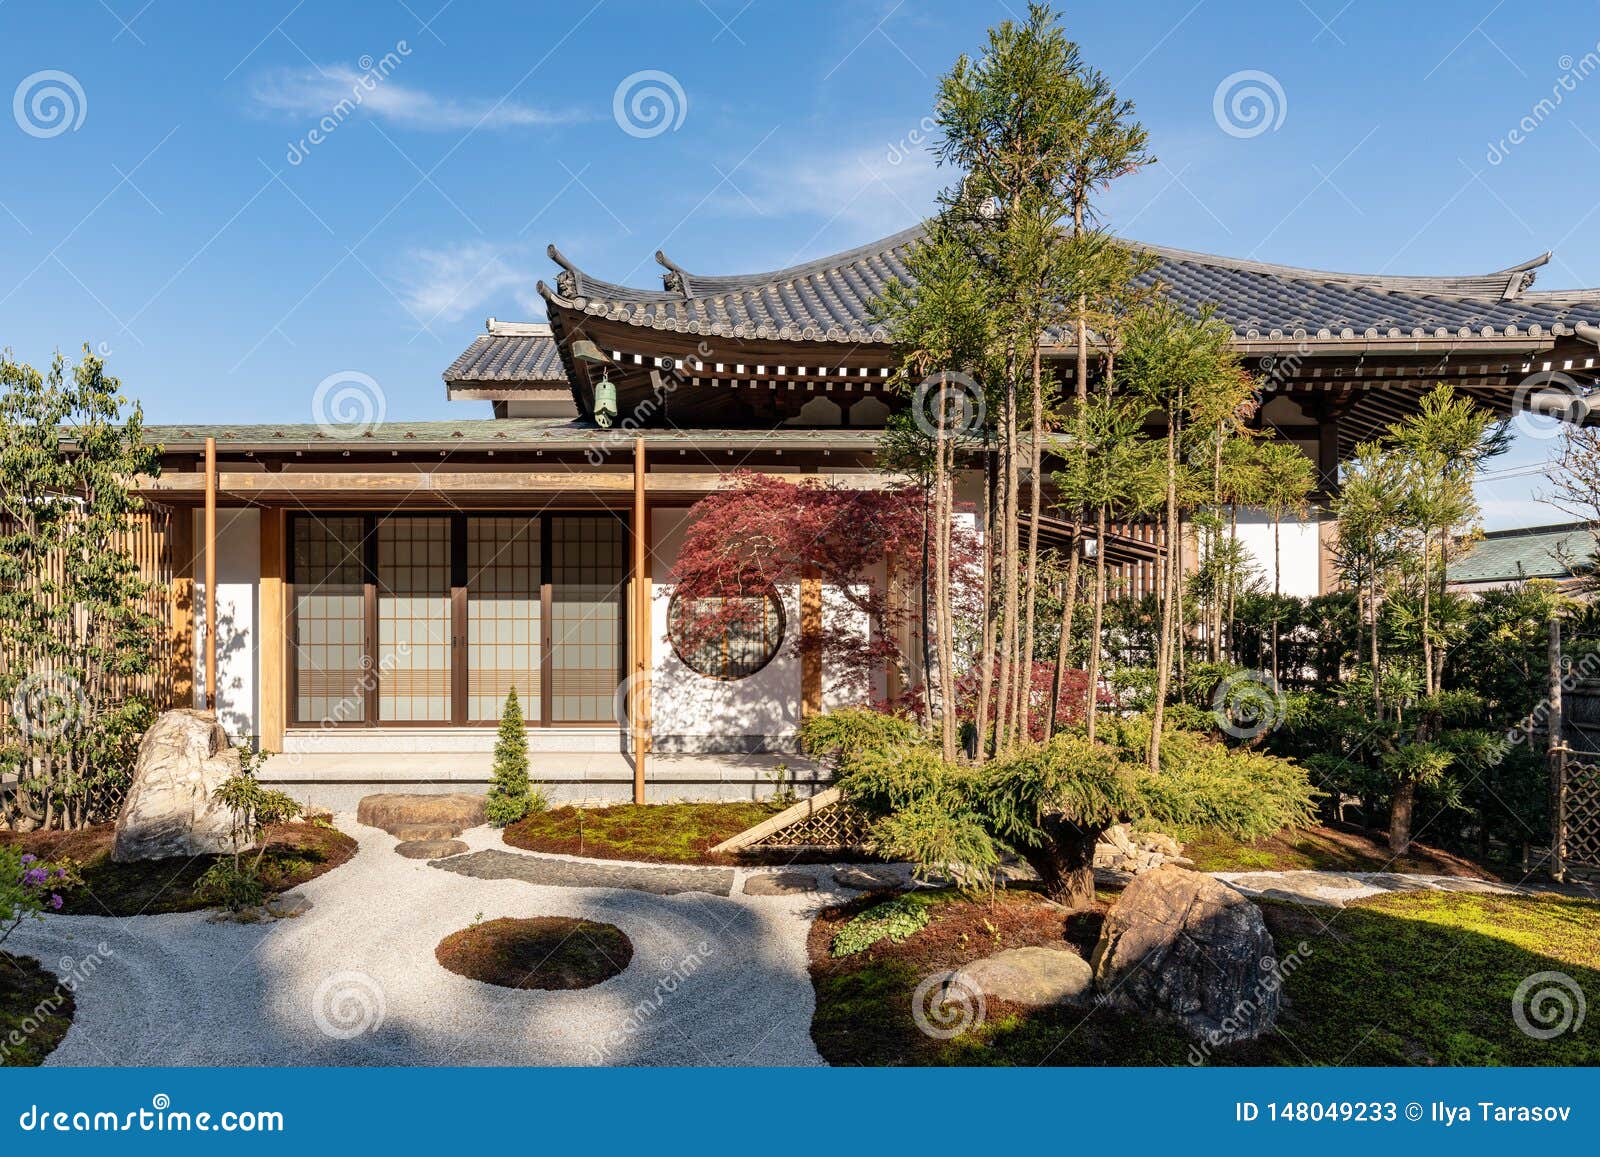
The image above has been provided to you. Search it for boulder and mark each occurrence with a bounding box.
[1091,864,1280,1043]
[1093,824,1191,874]
[394,838,470,860]
[743,871,818,896]
[356,793,485,836]
[112,709,240,863]
[957,946,1094,1006]
[833,865,909,891]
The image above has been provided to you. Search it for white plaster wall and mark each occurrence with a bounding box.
[650,507,802,751]
[1231,508,1322,598]
[191,508,260,742]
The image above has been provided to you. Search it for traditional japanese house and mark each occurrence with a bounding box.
[127,223,1600,807]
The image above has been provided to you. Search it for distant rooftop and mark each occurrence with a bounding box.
[1447,521,1597,585]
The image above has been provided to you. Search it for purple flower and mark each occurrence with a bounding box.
[49,894,63,911]
[23,867,48,887]
[19,854,36,866]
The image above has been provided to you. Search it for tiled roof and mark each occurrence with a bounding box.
[135,418,888,451]
[442,320,566,383]
[535,225,1600,347]
[1447,521,1597,584]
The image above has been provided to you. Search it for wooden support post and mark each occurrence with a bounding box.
[632,438,650,804]
[259,508,286,751]
[800,565,823,718]
[168,507,196,709]
[204,438,217,713]
[1550,616,1566,882]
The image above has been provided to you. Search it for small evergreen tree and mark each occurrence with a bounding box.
[485,688,541,826]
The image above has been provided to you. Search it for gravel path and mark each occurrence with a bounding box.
[7,820,840,1066]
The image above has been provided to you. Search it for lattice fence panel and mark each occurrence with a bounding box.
[1562,758,1600,873]
[746,799,875,849]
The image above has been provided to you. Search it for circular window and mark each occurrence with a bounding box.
[667,588,785,680]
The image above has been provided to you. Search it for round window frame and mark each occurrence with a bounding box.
[666,587,786,681]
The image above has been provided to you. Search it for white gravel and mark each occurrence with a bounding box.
[8,819,845,1066]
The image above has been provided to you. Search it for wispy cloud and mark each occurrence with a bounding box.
[250,65,587,131]
[717,138,942,237]
[394,241,544,325]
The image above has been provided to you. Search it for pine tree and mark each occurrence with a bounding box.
[484,688,540,826]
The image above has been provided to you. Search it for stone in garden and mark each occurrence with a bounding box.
[743,871,818,895]
[395,839,470,859]
[391,823,463,841]
[356,793,485,836]
[1091,864,1280,1043]
[833,865,908,891]
[957,946,1094,1006]
[112,709,240,863]
[264,891,313,918]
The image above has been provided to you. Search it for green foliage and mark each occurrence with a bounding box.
[0,347,162,830]
[192,859,266,912]
[485,688,545,827]
[798,708,923,772]
[2,845,74,948]
[830,895,934,958]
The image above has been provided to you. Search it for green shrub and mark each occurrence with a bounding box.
[485,688,545,827]
[193,859,265,912]
[830,895,932,957]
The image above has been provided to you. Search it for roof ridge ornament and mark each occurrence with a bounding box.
[547,243,583,299]
[655,249,692,297]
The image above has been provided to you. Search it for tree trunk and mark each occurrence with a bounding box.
[1019,348,1045,743]
[1018,816,1107,913]
[1149,423,1178,771]
[975,453,999,762]
[1048,550,1080,737]
[1421,536,1434,695]
[1388,779,1416,854]
[936,444,959,764]
[997,364,1022,754]
[1086,504,1109,742]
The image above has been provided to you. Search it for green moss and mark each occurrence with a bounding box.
[810,890,1600,1066]
[0,953,73,1066]
[831,896,933,957]
[504,803,780,863]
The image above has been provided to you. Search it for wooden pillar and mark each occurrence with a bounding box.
[800,565,823,718]
[1550,616,1566,882]
[168,506,196,709]
[204,437,217,712]
[259,508,286,751]
[631,438,651,804]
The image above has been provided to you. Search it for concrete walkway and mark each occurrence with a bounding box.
[1211,869,1536,908]
[8,819,841,1067]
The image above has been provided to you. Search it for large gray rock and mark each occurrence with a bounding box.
[1091,864,1280,1043]
[957,946,1094,1006]
[112,709,240,862]
[356,793,485,836]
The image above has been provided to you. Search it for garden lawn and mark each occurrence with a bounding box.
[504,802,788,864]
[0,822,356,917]
[0,952,73,1066]
[809,886,1600,1066]
[1182,823,1502,879]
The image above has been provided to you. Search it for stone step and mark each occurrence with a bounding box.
[356,792,486,836]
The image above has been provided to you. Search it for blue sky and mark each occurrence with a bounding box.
[3,0,1599,527]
